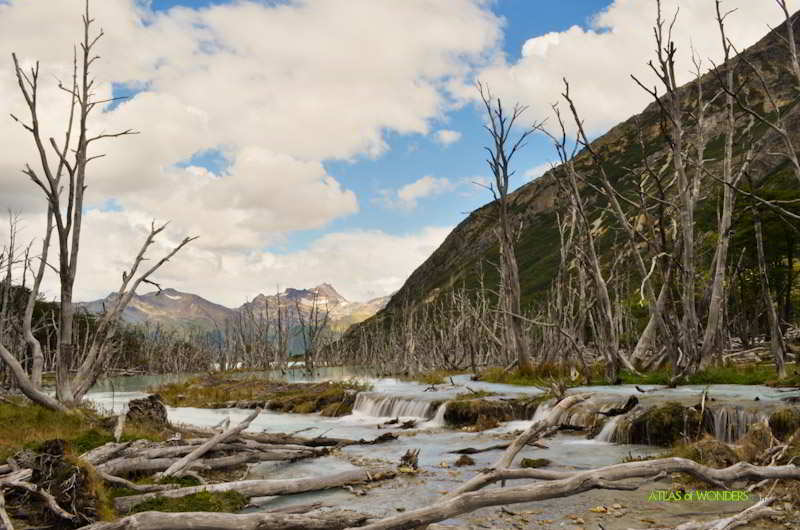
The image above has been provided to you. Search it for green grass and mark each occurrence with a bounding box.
[618,363,800,386]
[0,400,165,462]
[153,372,371,414]
[130,491,248,513]
[478,362,800,388]
[401,370,464,385]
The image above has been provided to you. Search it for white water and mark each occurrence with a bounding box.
[711,406,767,443]
[350,392,435,420]
[595,415,623,443]
[421,403,448,428]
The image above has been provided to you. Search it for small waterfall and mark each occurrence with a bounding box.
[595,416,623,443]
[422,403,448,428]
[710,406,766,443]
[352,392,435,419]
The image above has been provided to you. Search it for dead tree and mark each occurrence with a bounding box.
[0,1,196,410]
[477,81,542,375]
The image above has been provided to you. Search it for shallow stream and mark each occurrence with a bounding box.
[87,369,800,528]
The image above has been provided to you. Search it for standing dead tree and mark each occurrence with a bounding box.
[477,81,542,375]
[0,1,196,410]
[295,287,332,373]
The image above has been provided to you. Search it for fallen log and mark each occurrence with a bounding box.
[349,459,800,530]
[81,441,133,465]
[98,471,180,493]
[78,509,372,530]
[116,441,320,460]
[0,489,13,530]
[448,443,510,455]
[115,467,396,514]
[447,394,589,498]
[99,453,256,476]
[157,408,261,479]
[0,469,32,484]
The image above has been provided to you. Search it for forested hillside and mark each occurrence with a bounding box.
[338,8,800,381]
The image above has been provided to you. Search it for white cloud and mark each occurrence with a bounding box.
[0,211,452,305]
[0,0,502,301]
[466,0,789,135]
[433,129,462,146]
[380,175,455,210]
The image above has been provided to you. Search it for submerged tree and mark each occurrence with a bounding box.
[0,0,196,410]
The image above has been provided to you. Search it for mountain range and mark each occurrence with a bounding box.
[79,283,390,333]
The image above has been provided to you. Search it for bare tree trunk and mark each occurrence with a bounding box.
[701,2,739,364]
[477,82,541,375]
[754,210,787,378]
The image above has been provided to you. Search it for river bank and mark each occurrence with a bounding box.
[2,368,800,528]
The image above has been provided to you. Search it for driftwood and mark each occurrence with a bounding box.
[79,509,373,530]
[2,480,76,521]
[352,459,800,530]
[81,441,132,465]
[0,489,13,530]
[156,408,261,479]
[99,453,258,476]
[115,467,396,514]
[447,393,589,498]
[98,471,179,493]
[449,443,510,455]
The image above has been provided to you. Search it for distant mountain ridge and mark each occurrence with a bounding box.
[79,283,390,333]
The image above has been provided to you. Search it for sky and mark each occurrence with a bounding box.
[0,0,792,307]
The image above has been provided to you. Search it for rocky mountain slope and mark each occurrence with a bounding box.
[345,11,800,338]
[80,284,389,333]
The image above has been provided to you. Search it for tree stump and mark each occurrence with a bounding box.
[126,394,169,428]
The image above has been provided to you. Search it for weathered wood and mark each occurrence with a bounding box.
[0,469,31,484]
[447,394,588,498]
[3,480,76,521]
[351,459,800,530]
[448,444,510,455]
[98,471,179,493]
[113,413,127,442]
[0,489,13,530]
[157,408,261,479]
[99,453,255,476]
[115,467,395,514]
[79,509,372,530]
[117,442,319,461]
[81,441,132,465]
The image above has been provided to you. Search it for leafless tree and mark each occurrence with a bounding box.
[476,81,543,375]
[0,1,196,410]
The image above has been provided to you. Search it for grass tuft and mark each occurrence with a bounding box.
[130,490,248,513]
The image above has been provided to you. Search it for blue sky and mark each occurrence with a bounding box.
[1,0,783,304]
[147,0,613,255]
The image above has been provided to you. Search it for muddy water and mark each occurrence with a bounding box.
[87,372,800,528]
